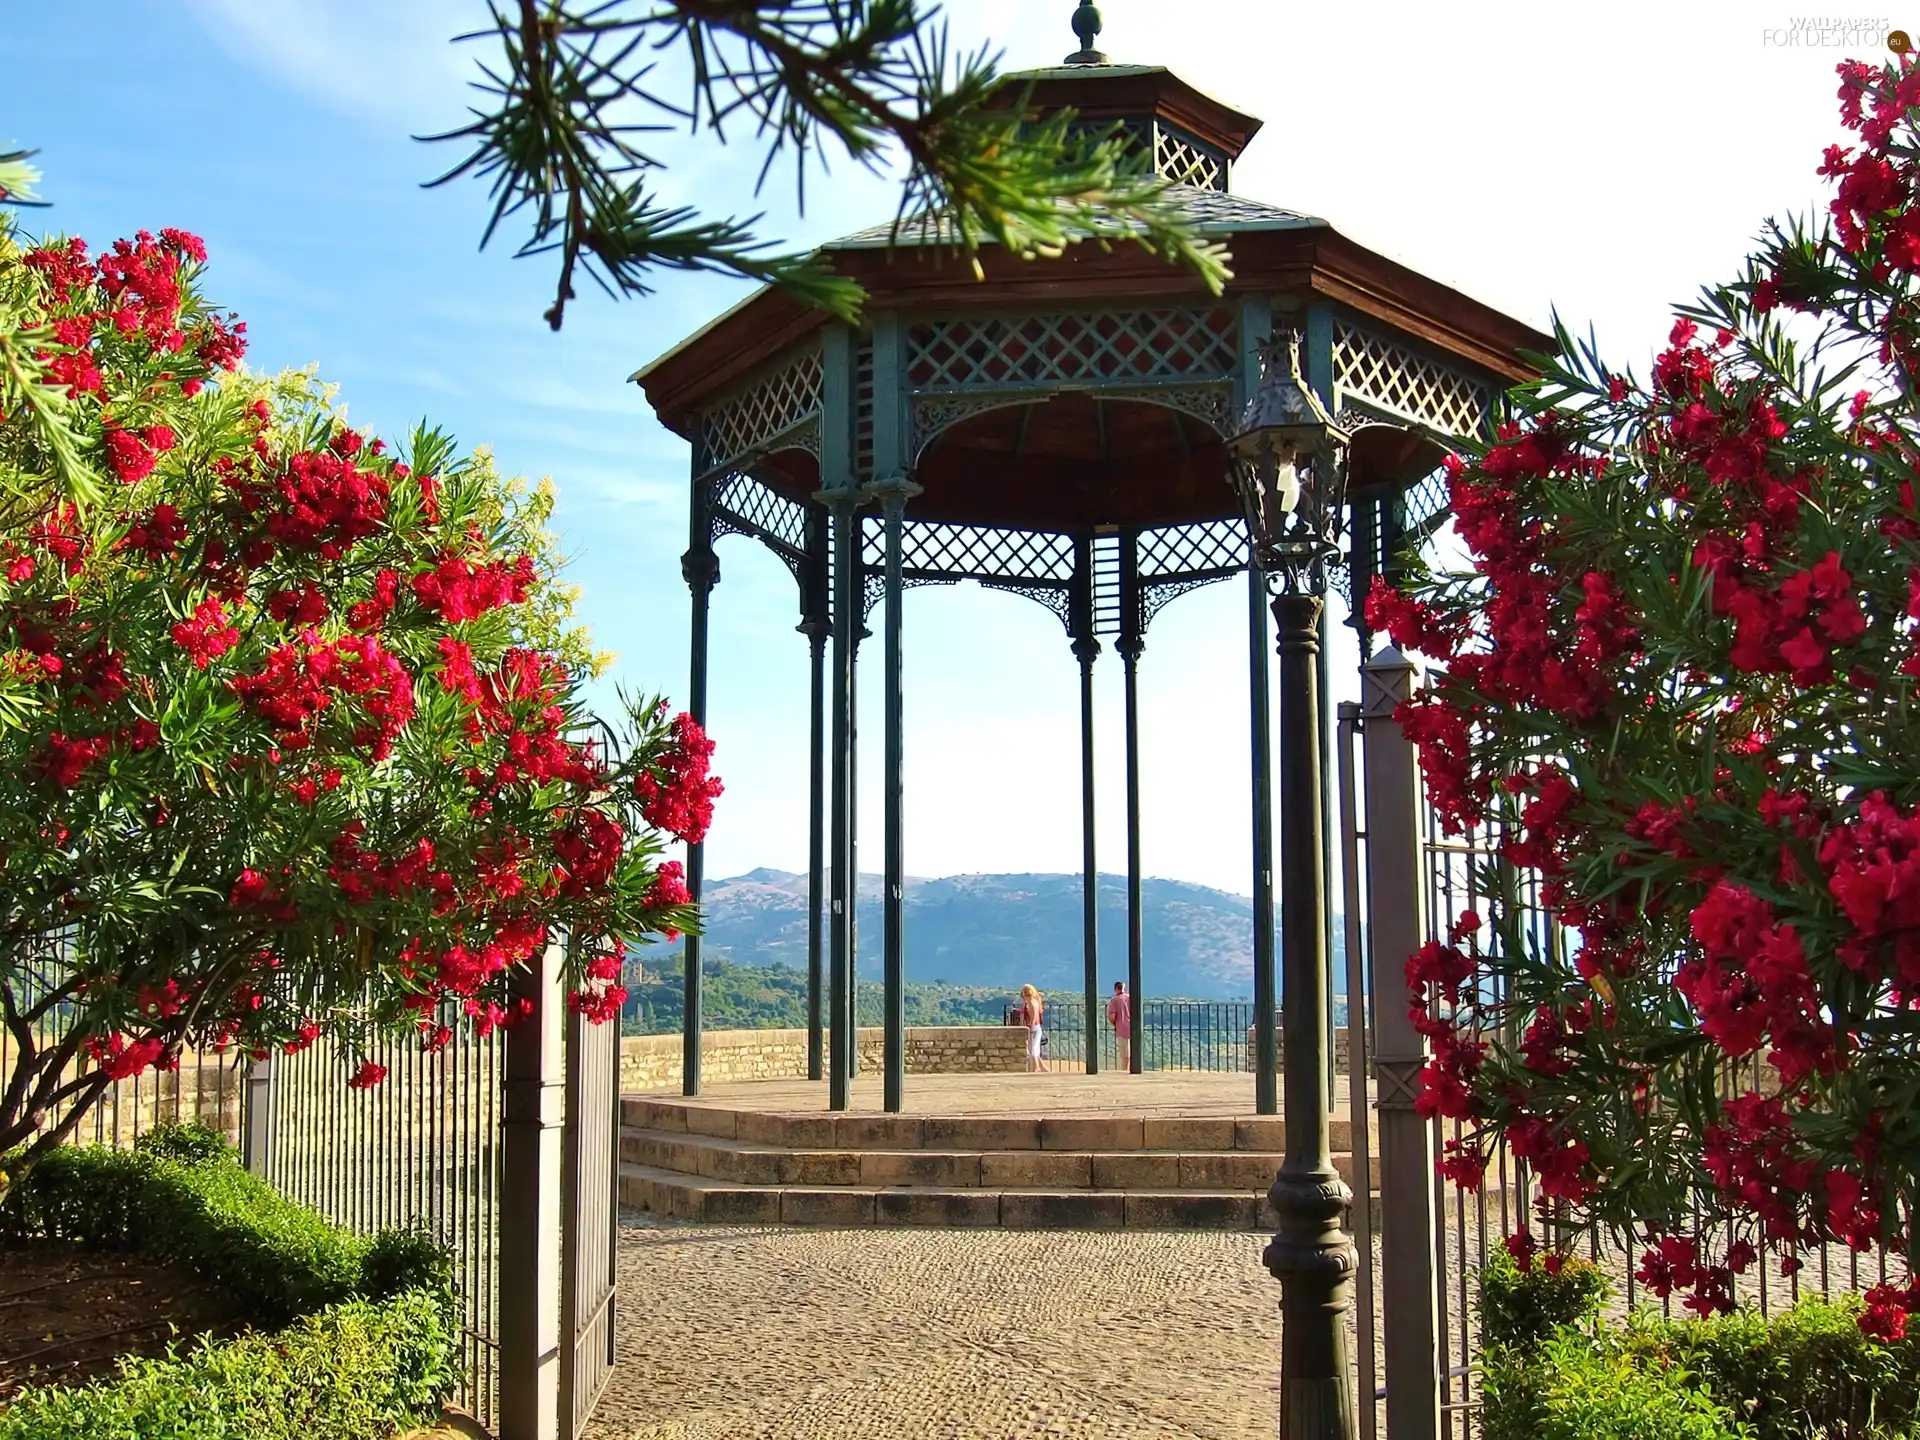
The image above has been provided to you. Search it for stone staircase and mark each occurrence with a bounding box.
[618,1095,1395,1230]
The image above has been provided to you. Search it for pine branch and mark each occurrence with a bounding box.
[422,1,1225,329]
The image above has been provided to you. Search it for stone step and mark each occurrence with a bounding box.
[615,1162,1470,1231]
[618,1161,1286,1230]
[619,1125,1364,1190]
[621,1096,1372,1154]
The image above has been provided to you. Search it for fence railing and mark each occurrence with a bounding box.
[254,1008,505,1431]
[1006,999,1351,1075]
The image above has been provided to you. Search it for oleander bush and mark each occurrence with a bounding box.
[1373,51,1920,1333]
[0,218,713,1170]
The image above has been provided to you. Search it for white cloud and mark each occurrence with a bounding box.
[182,0,478,130]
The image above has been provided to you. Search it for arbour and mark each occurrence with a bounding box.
[634,12,1542,1115]
[1371,55,1920,1336]
[0,222,712,1165]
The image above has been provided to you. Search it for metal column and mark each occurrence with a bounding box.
[1072,532,1101,1075]
[1119,529,1145,1075]
[867,315,915,1112]
[1239,291,1279,1116]
[680,473,719,1097]
[801,509,829,1083]
[870,480,918,1111]
[848,619,861,1083]
[1249,557,1279,1115]
[816,325,858,1112]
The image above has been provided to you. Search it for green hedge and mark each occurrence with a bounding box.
[0,1288,459,1440]
[1480,1250,1920,1440]
[1479,1246,1610,1351]
[0,1123,459,1439]
[1483,1326,1749,1440]
[0,1122,444,1325]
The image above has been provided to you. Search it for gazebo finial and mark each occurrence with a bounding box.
[1064,2,1108,65]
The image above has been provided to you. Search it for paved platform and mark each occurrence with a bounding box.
[583,1213,1298,1439]
[635,1071,1356,1118]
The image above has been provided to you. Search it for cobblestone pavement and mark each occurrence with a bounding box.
[584,1212,1289,1440]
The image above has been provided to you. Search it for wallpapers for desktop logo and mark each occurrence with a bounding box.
[1760,15,1907,47]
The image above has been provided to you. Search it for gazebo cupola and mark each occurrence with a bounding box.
[633,5,1549,1117]
[991,4,1264,194]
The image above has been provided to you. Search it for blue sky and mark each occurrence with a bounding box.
[4,0,1851,893]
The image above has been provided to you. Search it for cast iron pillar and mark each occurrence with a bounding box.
[1119,529,1145,1075]
[867,473,920,1112]
[848,611,863,1084]
[1249,556,1279,1116]
[817,326,861,1109]
[1071,532,1101,1075]
[680,507,719,1097]
[1264,587,1358,1440]
[800,509,830,1082]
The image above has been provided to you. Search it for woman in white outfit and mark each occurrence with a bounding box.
[1020,984,1047,1073]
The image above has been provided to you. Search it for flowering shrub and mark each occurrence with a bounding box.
[1370,56,1920,1335]
[0,222,716,1162]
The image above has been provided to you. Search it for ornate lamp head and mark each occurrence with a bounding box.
[1227,327,1348,591]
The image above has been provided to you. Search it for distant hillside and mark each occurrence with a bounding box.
[620,956,1014,1034]
[630,869,1351,1004]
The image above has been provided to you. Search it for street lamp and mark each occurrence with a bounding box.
[1228,324,1359,1440]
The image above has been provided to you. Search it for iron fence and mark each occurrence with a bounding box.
[1008,998,1352,1074]
[3,942,245,1154]
[252,1006,505,1432]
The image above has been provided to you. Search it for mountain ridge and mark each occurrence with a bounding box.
[641,868,1348,1002]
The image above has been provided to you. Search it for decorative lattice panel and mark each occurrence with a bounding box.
[1061,118,1227,192]
[908,308,1237,393]
[862,520,1077,585]
[710,472,809,567]
[697,348,824,477]
[1137,517,1248,581]
[1331,321,1492,440]
[1153,123,1227,191]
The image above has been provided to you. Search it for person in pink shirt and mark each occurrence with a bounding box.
[1106,980,1131,1073]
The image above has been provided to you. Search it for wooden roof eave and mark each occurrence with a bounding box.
[634,224,1549,428]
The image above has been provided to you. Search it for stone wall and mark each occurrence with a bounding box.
[36,1053,245,1150]
[620,1025,1029,1094]
[1241,1026,1354,1075]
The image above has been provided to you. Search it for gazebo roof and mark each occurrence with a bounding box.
[824,186,1323,251]
[634,14,1551,472]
